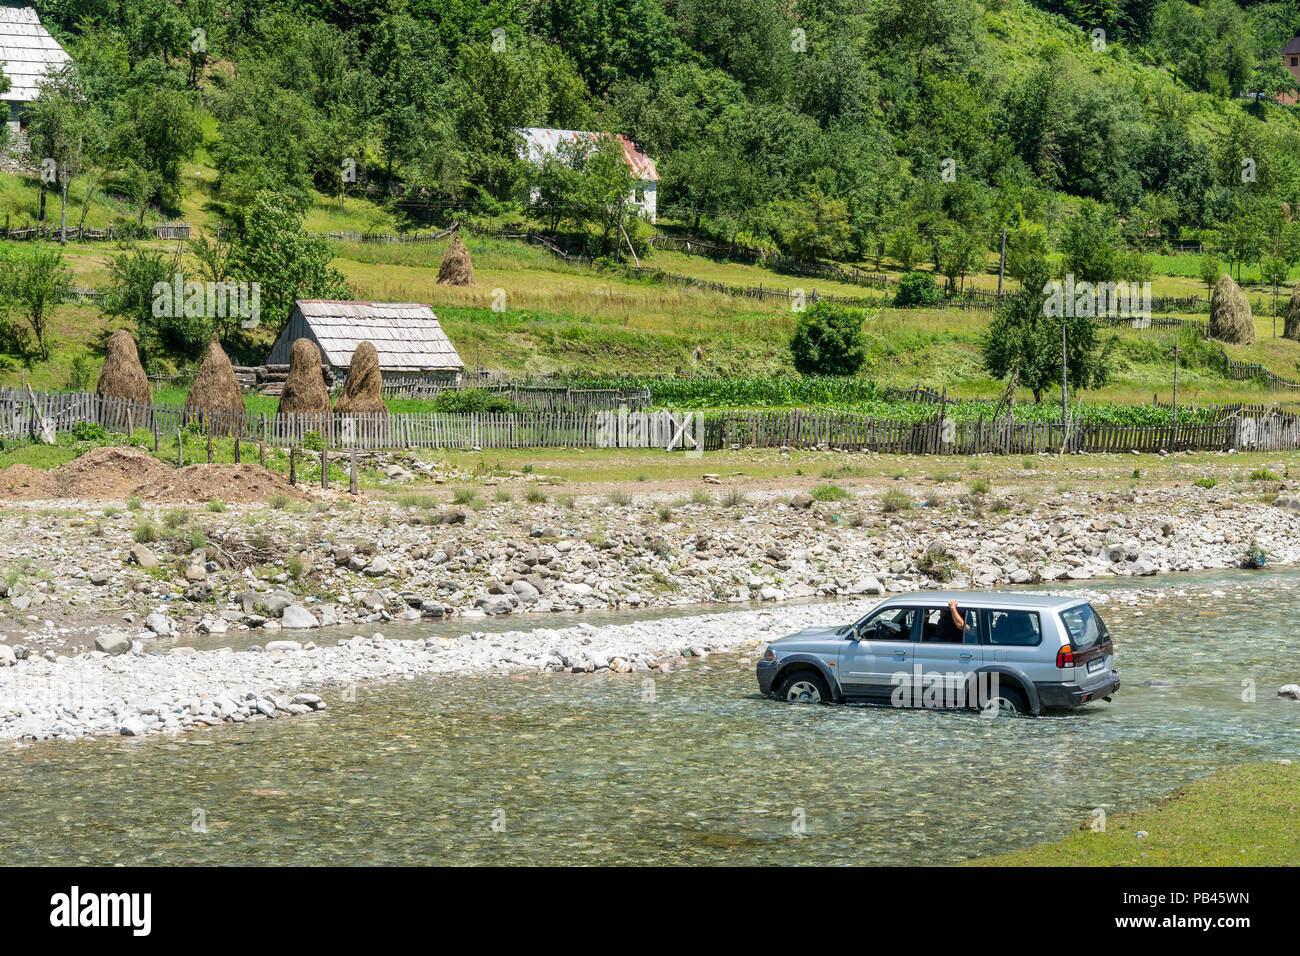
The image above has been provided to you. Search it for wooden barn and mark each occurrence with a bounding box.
[267,301,465,388]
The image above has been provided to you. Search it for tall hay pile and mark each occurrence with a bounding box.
[185,337,246,434]
[96,329,152,430]
[436,234,474,286]
[1285,285,1300,341]
[1208,274,1256,345]
[334,341,387,415]
[278,338,332,419]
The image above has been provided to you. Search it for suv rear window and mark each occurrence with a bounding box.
[1060,604,1109,650]
[986,609,1041,646]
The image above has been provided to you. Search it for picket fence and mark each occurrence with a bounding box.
[1,388,1297,454]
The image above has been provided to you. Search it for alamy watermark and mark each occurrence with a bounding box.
[1043,274,1151,325]
[152,274,261,329]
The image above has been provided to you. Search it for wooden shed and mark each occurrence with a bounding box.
[267,300,465,387]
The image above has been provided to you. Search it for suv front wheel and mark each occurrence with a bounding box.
[776,670,831,704]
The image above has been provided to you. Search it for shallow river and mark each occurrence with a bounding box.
[1,571,1298,865]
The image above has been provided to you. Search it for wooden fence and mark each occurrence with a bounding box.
[3,388,1297,454]
[379,380,652,412]
[1,221,190,242]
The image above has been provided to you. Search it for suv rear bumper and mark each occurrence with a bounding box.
[1035,671,1120,709]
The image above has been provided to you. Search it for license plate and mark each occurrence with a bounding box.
[1087,658,1105,674]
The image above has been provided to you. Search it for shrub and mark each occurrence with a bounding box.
[917,545,957,581]
[789,301,870,376]
[133,521,159,543]
[1193,477,1217,489]
[430,389,521,414]
[606,490,632,507]
[881,489,910,513]
[162,508,190,528]
[207,499,227,512]
[269,492,291,509]
[301,431,324,452]
[70,421,109,443]
[722,488,746,507]
[968,477,991,495]
[126,497,142,511]
[451,487,478,505]
[1249,468,1280,481]
[894,271,941,307]
[524,488,548,504]
[811,484,850,501]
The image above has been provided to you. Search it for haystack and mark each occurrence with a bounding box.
[1208,274,1256,345]
[436,234,474,286]
[185,337,246,431]
[334,341,387,415]
[1285,285,1300,342]
[96,330,151,404]
[278,338,332,417]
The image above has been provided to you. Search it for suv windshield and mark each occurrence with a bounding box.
[1060,603,1109,651]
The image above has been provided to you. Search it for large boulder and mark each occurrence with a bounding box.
[1208,274,1256,345]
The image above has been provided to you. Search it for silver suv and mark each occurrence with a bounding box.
[756,591,1119,715]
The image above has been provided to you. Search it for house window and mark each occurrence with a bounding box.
[635,187,645,203]
[1291,56,1297,66]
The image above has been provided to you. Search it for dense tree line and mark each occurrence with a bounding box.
[16,0,1300,273]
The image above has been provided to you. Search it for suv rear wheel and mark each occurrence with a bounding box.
[776,670,831,704]
[980,685,1028,717]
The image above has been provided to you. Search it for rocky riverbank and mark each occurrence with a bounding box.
[0,478,1295,658]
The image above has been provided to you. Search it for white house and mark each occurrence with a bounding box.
[0,7,70,133]
[517,127,660,223]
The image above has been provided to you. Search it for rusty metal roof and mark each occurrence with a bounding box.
[0,7,70,103]
[518,127,660,182]
[286,301,464,371]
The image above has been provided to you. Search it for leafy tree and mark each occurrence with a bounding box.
[981,260,1115,404]
[229,191,352,332]
[789,302,869,376]
[102,247,198,358]
[24,65,104,232]
[895,271,940,307]
[1198,252,1222,296]
[0,247,70,360]
[887,225,923,271]
[1060,200,1123,282]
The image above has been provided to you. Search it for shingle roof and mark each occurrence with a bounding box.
[518,127,660,182]
[0,7,71,103]
[290,301,464,371]
[1283,36,1300,56]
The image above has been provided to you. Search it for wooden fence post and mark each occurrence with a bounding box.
[207,429,213,464]
[350,448,358,495]
[259,442,265,467]
[320,446,328,489]
[234,438,241,464]
[176,428,183,467]
[289,445,296,485]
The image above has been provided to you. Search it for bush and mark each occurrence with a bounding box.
[894,271,940,307]
[430,389,521,414]
[880,489,910,513]
[133,522,159,543]
[917,545,957,582]
[1249,468,1280,481]
[70,421,109,443]
[789,302,870,376]
[1193,477,1217,489]
[811,484,850,501]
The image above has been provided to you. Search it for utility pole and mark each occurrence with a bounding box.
[1173,336,1179,426]
[1061,318,1068,428]
[997,227,1007,296]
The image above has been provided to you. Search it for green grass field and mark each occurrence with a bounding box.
[972,762,1300,866]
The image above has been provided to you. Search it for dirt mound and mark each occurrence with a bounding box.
[278,338,332,417]
[55,445,171,499]
[1208,274,1256,344]
[135,463,310,504]
[0,464,57,500]
[437,234,474,286]
[334,340,387,415]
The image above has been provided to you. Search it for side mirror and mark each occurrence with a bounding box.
[854,622,874,641]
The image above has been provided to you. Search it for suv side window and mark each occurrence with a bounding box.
[986,609,1042,646]
[858,607,917,641]
[920,607,977,644]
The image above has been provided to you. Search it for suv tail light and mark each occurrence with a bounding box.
[1056,643,1075,668]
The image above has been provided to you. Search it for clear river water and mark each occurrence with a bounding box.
[1,570,1297,865]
